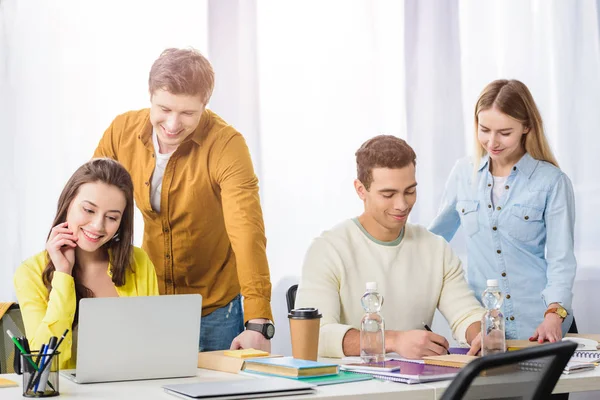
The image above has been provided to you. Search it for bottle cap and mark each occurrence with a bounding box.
[366,282,377,291]
[487,279,499,287]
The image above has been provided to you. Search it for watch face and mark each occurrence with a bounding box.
[265,324,275,338]
[557,308,568,318]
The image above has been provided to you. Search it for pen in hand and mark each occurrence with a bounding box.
[422,322,451,355]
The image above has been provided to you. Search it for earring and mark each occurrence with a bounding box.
[113,232,121,242]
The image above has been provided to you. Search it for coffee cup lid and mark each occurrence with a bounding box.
[288,307,322,319]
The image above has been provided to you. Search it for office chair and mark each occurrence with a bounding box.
[286,284,298,313]
[441,341,577,400]
[0,303,25,373]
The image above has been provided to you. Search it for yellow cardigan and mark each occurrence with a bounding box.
[13,247,159,369]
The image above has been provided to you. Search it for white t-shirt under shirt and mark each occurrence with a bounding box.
[491,175,508,208]
[150,131,175,212]
[295,219,485,358]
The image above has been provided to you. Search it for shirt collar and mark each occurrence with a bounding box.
[477,152,537,178]
[477,154,490,171]
[513,152,537,178]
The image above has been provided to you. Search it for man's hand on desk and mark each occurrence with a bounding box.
[466,332,482,356]
[466,321,482,356]
[229,319,272,352]
[387,330,450,359]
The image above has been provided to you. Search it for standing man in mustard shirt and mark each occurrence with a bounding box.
[93,48,274,352]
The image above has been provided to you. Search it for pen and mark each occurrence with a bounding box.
[6,330,39,371]
[422,322,451,355]
[36,336,57,393]
[33,344,47,393]
[30,329,69,391]
[5,328,58,393]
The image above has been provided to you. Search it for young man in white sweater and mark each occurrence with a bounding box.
[295,135,485,359]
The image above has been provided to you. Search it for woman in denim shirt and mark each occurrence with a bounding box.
[430,80,576,343]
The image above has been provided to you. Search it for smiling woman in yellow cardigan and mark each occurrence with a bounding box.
[13,159,158,370]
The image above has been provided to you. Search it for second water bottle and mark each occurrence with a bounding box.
[360,282,385,363]
[481,279,506,356]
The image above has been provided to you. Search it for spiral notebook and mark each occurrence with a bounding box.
[341,360,459,384]
[570,351,600,363]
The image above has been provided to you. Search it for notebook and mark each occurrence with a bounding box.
[197,350,280,374]
[508,337,600,352]
[570,351,600,363]
[296,371,373,386]
[245,370,373,386]
[423,354,479,368]
[342,347,471,365]
[163,378,316,399]
[242,357,339,378]
[340,359,459,384]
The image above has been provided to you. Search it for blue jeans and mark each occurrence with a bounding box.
[199,294,244,352]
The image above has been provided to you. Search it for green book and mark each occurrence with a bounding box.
[245,370,373,386]
[300,371,373,386]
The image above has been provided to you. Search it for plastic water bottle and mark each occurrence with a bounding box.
[360,282,385,363]
[481,279,506,356]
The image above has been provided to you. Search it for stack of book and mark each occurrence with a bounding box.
[242,357,372,385]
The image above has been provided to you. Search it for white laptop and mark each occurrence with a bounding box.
[163,378,316,399]
[61,294,202,384]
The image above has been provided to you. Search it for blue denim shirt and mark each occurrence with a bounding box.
[429,153,576,339]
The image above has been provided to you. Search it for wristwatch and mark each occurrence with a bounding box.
[544,305,568,321]
[245,322,276,340]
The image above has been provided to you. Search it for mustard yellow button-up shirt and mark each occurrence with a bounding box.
[93,109,273,322]
[14,247,159,369]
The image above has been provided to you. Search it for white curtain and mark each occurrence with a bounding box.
[0,0,209,300]
[2,0,600,374]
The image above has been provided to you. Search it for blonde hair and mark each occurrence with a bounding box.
[149,48,215,104]
[473,79,559,170]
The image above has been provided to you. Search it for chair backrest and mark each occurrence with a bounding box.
[441,341,577,400]
[0,303,25,374]
[286,284,298,313]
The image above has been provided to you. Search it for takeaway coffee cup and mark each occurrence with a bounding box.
[288,308,322,361]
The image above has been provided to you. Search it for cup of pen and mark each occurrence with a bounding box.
[21,351,60,397]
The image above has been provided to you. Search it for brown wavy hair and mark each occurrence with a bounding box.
[356,135,417,190]
[41,158,135,326]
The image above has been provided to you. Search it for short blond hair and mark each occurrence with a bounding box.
[149,48,215,104]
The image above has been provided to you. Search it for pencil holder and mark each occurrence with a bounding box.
[21,351,60,397]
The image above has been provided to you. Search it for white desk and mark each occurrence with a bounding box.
[2,364,600,399]
[0,368,434,400]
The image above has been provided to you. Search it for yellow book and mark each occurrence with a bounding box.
[223,348,270,358]
[0,377,18,388]
[506,340,541,351]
